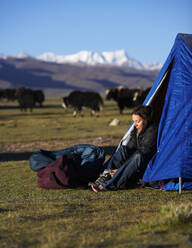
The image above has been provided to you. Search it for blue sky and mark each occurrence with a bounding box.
[1,0,191,63]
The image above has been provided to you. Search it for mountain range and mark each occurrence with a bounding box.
[0,50,161,98]
[36,49,162,70]
[1,49,162,70]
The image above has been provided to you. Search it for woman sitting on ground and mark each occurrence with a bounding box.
[89,105,158,192]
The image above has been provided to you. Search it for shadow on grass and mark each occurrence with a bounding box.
[0,152,33,161]
[0,104,60,110]
[0,146,116,162]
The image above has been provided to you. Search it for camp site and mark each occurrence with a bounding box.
[1,34,192,247]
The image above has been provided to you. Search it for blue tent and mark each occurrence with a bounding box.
[119,33,192,192]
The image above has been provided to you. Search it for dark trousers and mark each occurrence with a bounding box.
[102,146,148,190]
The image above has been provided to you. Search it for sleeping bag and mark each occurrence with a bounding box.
[29,144,105,189]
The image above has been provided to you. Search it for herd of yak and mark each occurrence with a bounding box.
[0,88,45,112]
[0,86,151,115]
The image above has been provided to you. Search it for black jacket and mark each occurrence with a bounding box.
[127,124,158,161]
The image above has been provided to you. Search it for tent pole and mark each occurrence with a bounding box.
[179,177,182,194]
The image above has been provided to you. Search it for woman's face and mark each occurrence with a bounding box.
[132,114,147,133]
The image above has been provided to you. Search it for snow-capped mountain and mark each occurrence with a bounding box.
[0,50,162,70]
[37,50,162,70]
[14,52,31,59]
[0,51,159,96]
[0,53,7,59]
[0,52,31,60]
[102,50,130,66]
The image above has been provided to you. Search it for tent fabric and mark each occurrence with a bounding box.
[114,33,192,190]
[143,33,192,183]
[147,179,192,191]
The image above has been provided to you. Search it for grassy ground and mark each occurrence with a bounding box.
[0,99,131,145]
[0,99,192,248]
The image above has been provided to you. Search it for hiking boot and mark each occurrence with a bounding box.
[88,169,112,188]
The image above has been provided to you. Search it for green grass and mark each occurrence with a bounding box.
[0,161,192,248]
[0,99,132,145]
[0,99,192,248]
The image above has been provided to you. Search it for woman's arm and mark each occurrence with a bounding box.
[137,125,158,156]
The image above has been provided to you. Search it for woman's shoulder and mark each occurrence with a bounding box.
[145,124,158,135]
[148,123,158,129]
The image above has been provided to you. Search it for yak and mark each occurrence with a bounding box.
[106,87,151,114]
[62,91,104,117]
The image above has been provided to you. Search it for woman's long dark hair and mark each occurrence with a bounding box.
[131,105,154,124]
